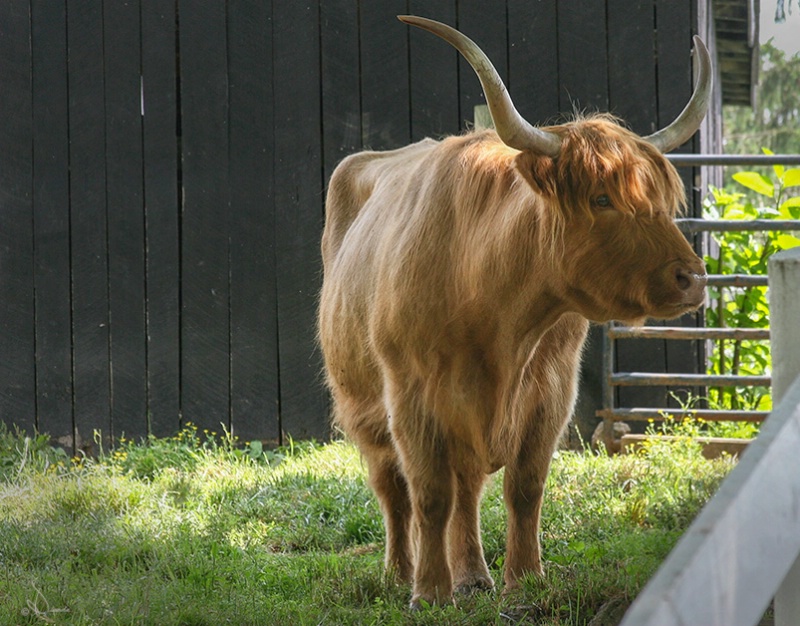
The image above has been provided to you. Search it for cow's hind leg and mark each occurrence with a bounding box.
[390,414,455,608]
[344,408,413,583]
[448,462,493,594]
[364,440,413,582]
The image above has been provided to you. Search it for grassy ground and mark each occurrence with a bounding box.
[0,422,734,625]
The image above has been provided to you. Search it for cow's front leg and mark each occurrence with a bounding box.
[391,419,455,608]
[503,463,546,588]
[502,417,560,589]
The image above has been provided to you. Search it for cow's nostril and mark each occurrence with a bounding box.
[675,268,693,291]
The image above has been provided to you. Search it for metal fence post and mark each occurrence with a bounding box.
[769,247,800,626]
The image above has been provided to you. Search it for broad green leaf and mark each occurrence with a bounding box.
[726,200,758,219]
[760,206,782,218]
[733,171,775,197]
[704,257,719,273]
[763,148,786,178]
[249,439,263,455]
[779,197,800,219]
[776,233,800,249]
[782,168,800,188]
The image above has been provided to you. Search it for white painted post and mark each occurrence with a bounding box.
[769,247,800,626]
[473,104,493,130]
[769,248,800,401]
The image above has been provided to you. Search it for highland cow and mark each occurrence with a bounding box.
[318,16,711,608]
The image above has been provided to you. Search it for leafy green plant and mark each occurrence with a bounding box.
[661,392,760,440]
[704,151,800,412]
[0,422,69,480]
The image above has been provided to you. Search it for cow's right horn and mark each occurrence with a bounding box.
[399,15,562,158]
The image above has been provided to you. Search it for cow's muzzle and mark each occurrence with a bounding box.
[674,264,707,308]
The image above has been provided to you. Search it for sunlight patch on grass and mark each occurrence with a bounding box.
[0,421,735,625]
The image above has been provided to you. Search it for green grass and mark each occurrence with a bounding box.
[0,422,735,625]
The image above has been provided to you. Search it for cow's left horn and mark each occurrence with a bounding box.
[645,36,713,153]
[399,15,561,158]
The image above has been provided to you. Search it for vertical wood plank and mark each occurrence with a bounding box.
[67,0,111,451]
[656,0,695,203]
[178,0,231,432]
[507,0,560,125]
[457,0,508,129]
[0,0,35,433]
[607,0,657,134]
[553,1,610,438]
[656,0,694,146]
[360,2,410,149]
[557,0,608,112]
[318,2,363,441]
[608,0,668,412]
[321,0,361,182]
[228,0,280,444]
[273,1,328,440]
[141,0,180,436]
[408,0,458,140]
[31,0,73,440]
[657,0,705,405]
[104,0,147,440]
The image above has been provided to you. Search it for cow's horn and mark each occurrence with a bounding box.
[645,36,713,153]
[398,15,561,158]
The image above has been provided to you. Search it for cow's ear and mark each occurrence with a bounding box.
[515,150,558,198]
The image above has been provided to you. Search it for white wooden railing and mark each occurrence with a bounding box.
[621,247,800,626]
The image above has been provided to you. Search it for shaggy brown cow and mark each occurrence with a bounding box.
[319,16,711,608]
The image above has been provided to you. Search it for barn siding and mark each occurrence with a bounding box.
[0,1,714,450]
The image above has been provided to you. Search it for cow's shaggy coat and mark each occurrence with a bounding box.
[318,17,709,608]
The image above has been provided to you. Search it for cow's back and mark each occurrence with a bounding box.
[322,138,439,269]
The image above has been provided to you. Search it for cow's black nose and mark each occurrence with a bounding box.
[675,266,706,292]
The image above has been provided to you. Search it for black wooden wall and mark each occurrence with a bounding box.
[0,0,710,450]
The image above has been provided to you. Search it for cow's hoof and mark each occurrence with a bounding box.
[409,594,455,611]
[455,574,495,596]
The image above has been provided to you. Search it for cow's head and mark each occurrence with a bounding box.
[399,16,710,323]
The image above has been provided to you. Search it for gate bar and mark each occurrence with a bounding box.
[611,373,771,387]
[597,408,769,422]
[608,326,769,341]
[677,219,800,233]
[706,274,768,287]
[667,154,800,166]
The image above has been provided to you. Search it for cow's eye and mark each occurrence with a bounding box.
[594,194,612,209]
